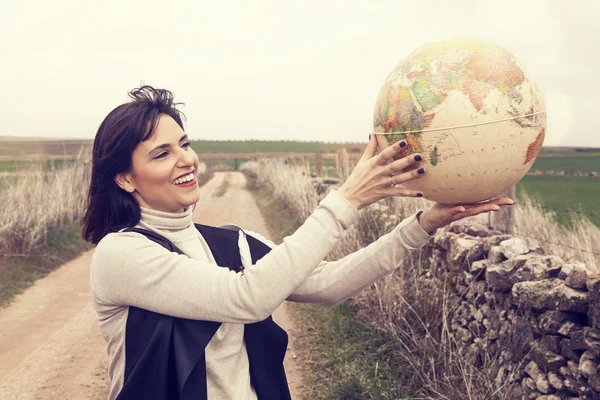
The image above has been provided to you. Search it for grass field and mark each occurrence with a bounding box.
[189,140,364,154]
[517,175,600,227]
[530,155,600,173]
[0,159,76,172]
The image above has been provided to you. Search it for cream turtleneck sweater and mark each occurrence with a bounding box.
[89,190,434,400]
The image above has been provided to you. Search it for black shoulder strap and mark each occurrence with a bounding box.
[123,227,185,255]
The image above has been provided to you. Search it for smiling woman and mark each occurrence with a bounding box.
[82,86,198,243]
[83,85,511,400]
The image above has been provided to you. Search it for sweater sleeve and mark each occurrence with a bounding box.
[90,190,359,324]
[246,211,434,306]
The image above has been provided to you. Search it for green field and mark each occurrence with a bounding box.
[531,155,600,174]
[517,175,600,227]
[189,140,363,154]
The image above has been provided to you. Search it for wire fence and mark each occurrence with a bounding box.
[509,201,600,260]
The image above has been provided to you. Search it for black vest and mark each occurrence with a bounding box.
[115,224,292,400]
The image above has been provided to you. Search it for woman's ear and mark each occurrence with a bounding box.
[114,173,135,193]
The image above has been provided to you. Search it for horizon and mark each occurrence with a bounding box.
[0,135,598,151]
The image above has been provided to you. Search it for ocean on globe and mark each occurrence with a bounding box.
[373,37,546,204]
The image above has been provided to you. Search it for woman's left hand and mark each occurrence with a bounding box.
[418,197,515,233]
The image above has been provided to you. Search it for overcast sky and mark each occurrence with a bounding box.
[1,0,598,147]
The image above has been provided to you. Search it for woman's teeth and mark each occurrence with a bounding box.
[173,172,195,185]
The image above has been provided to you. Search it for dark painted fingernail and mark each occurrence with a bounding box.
[399,141,407,148]
[417,168,425,174]
[417,193,423,197]
[369,134,371,140]
[414,155,422,161]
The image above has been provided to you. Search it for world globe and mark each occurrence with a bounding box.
[373,37,546,204]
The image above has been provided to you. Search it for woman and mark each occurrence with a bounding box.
[85,86,512,400]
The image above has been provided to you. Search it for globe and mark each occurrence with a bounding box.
[373,37,546,204]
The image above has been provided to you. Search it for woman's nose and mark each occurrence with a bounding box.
[176,147,195,167]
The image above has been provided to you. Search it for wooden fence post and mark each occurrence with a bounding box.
[315,152,323,177]
[303,156,309,171]
[491,184,516,233]
[335,148,349,181]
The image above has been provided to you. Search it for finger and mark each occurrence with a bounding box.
[389,166,426,184]
[375,139,407,166]
[492,197,515,206]
[359,133,379,163]
[387,186,424,198]
[386,153,423,174]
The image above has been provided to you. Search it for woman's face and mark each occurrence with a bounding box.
[117,114,201,213]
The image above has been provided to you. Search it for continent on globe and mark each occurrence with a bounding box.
[373,37,546,204]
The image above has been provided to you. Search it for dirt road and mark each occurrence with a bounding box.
[0,171,303,399]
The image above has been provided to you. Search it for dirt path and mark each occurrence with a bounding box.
[0,171,303,399]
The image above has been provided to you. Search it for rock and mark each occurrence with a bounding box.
[465,343,482,365]
[561,339,581,361]
[559,263,576,280]
[530,341,567,372]
[560,365,571,377]
[448,234,481,271]
[525,360,542,380]
[555,283,589,313]
[511,255,564,284]
[483,234,512,252]
[474,309,484,322]
[512,279,561,310]
[587,277,600,328]
[465,223,491,238]
[539,311,580,334]
[512,318,535,358]
[564,263,588,289]
[540,335,562,353]
[563,377,579,394]
[535,373,551,394]
[494,365,507,388]
[487,245,506,264]
[571,329,589,351]
[470,259,487,278]
[468,320,482,337]
[513,279,588,313]
[579,350,599,377]
[547,372,563,391]
[488,257,566,294]
[583,328,600,354]
[433,229,452,251]
[487,263,519,292]
[537,396,561,400]
[588,374,600,393]
[466,242,486,267]
[559,321,584,337]
[523,377,536,391]
[499,237,544,259]
[567,360,581,379]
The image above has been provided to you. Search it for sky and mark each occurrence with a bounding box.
[1,0,598,147]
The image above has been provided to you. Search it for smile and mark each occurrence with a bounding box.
[172,172,195,185]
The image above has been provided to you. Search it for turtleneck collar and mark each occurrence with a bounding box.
[138,205,194,234]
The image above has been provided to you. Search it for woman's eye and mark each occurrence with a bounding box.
[154,152,167,159]
[182,142,191,148]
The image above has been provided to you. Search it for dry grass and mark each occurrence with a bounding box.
[241,158,318,222]
[244,156,599,399]
[0,157,90,254]
[513,192,600,272]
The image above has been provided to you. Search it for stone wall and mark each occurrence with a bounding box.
[431,220,600,399]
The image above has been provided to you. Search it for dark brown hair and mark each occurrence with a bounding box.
[82,86,186,244]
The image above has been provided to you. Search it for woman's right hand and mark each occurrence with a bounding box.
[338,134,426,210]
